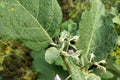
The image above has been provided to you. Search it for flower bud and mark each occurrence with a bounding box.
[70,35,79,41]
[98,60,106,64]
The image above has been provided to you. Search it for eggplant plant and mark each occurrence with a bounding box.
[0,0,118,80]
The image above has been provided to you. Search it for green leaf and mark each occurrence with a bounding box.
[85,73,101,80]
[18,0,62,38]
[109,62,120,75]
[0,0,52,50]
[107,57,120,78]
[106,7,118,16]
[113,15,120,25]
[93,69,114,80]
[61,20,77,35]
[118,36,120,45]
[45,47,60,64]
[31,50,68,80]
[66,57,85,80]
[76,0,117,63]
[117,77,120,80]
[54,56,67,70]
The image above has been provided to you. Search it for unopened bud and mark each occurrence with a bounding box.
[68,49,74,54]
[98,60,106,64]
[59,30,69,42]
[98,66,106,73]
[70,36,79,41]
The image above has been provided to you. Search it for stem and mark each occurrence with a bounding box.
[65,41,70,52]
[61,55,71,73]
[80,62,91,70]
[81,54,89,72]
[64,57,84,80]
[65,75,71,80]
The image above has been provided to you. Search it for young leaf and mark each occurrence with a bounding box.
[31,50,68,80]
[113,15,120,25]
[61,20,77,35]
[18,0,62,38]
[0,0,52,50]
[45,47,60,64]
[76,0,117,63]
[55,56,67,71]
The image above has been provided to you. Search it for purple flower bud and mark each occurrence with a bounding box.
[54,74,61,80]
[68,49,74,54]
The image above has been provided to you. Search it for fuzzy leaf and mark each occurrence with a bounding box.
[93,69,114,80]
[31,50,68,80]
[118,36,120,45]
[0,0,52,50]
[54,56,67,70]
[66,57,85,80]
[113,15,120,25]
[85,73,101,80]
[18,0,62,38]
[61,20,77,35]
[76,0,117,63]
[45,47,60,64]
